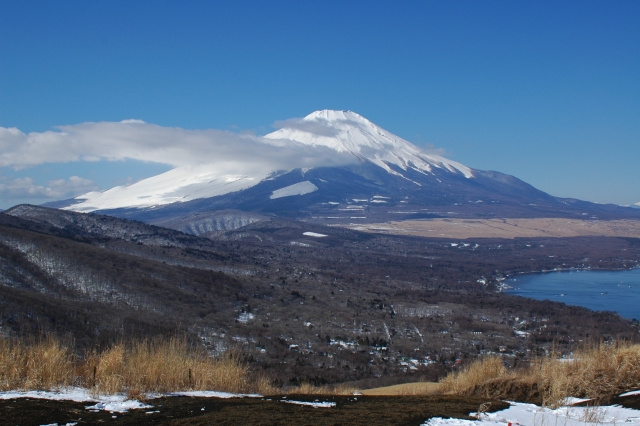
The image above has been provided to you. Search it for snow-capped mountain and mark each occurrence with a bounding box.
[66,110,472,212]
[59,110,639,224]
[265,110,473,180]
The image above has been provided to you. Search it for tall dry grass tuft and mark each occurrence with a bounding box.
[0,335,75,391]
[0,334,258,396]
[85,337,253,397]
[536,342,640,406]
[440,356,511,395]
[440,342,640,407]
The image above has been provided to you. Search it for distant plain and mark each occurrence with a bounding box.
[345,218,640,239]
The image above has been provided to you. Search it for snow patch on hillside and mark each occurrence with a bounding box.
[68,166,269,212]
[270,181,318,199]
[303,231,327,237]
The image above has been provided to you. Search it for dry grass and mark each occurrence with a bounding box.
[345,218,640,239]
[361,382,441,396]
[0,334,75,391]
[440,356,511,395]
[283,382,358,395]
[439,342,640,407]
[0,334,368,397]
[0,334,260,396]
[84,337,253,397]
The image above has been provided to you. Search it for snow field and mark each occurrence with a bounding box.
[270,181,318,199]
[424,401,640,426]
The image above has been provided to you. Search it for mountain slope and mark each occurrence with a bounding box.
[55,110,639,223]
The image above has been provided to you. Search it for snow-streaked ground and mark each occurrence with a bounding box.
[0,388,260,413]
[85,400,152,413]
[0,388,151,413]
[2,387,639,422]
[161,391,262,398]
[282,399,336,408]
[423,401,640,426]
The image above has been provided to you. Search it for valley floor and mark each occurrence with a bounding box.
[345,218,640,239]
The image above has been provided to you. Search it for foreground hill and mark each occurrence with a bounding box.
[1,205,638,386]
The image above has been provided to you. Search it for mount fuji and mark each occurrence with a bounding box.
[52,110,638,228]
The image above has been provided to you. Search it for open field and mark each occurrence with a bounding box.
[345,218,640,239]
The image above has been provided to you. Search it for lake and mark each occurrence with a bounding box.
[505,268,640,320]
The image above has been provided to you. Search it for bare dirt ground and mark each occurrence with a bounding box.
[344,218,640,239]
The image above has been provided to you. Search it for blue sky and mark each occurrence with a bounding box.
[1,0,639,209]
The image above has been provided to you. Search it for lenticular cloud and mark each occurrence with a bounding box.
[0,120,354,171]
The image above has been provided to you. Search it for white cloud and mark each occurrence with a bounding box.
[0,176,98,199]
[0,121,355,170]
[272,118,341,137]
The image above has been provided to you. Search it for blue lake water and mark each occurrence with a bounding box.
[505,269,640,320]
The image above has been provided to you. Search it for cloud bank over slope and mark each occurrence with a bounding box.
[0,120,355,170]
[0,119,360,207]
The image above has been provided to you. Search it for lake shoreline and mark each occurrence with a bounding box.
[502,268,640,320]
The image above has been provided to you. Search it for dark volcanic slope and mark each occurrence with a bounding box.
[1,205,639,385]
[82,165,640,226]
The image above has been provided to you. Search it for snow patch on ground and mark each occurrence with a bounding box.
[303,232,327,237]
[0,388,262,414]
[290,241,311,247]
[237,312,255,323]
[423,401,640,426]
[162,391,261,398]
[563,397,592,405]
[0,388,151,413]
[0,388,100,403]
[86,400,152,413]
[270,181,318,199]
[282,400,336,408]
